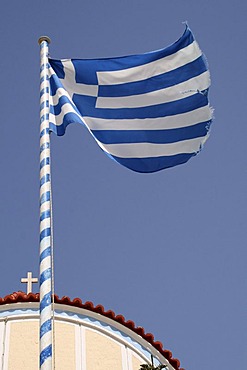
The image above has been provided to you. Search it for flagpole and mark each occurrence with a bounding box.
[38,35,53,370]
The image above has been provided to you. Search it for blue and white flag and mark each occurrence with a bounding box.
[48,26,212,173]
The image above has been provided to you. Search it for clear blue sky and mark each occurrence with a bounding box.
[1,1,247,369]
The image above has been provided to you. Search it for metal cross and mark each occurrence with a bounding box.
[21,272,38,294]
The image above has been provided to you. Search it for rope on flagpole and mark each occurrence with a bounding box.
[49,152,56,370]
[38,35,53,370]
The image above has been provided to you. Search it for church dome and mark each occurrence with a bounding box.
[0,292,183,370]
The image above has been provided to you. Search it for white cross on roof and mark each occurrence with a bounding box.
[21,272,38,294]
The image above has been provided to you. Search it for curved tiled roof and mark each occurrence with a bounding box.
[0,292,184,370]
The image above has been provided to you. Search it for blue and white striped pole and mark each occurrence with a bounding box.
[38,36,53,370]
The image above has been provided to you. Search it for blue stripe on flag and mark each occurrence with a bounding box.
[99,57,207,97]
[49,112,84,136]
[92,121,210,144]
[49,60,65,79]
[72,92,209,119]
[50,94,82,116]
[111,153,196,173]
[49,72,65,96]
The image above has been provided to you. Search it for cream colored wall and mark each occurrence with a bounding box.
[0,322,5,368]
[54,321,76,370]
[6,320,76,370]
[8,321,39,370]
[132,353,144,370]
[85,328,123,370]
[1,317,151,370]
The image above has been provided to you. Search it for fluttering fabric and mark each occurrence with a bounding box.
[48,26,212,173]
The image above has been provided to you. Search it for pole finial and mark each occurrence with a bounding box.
[38,36,51,45]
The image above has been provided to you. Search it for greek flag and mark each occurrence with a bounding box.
[48,26,212,173]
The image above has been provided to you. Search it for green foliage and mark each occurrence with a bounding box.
[139,364,168,370]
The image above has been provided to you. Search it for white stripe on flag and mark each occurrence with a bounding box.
[97,41,202,85]
[100,136,208,158]
[49,86,73,107]
[96,71,210,109]
[83,105,212,131]
[49,102,82,127]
